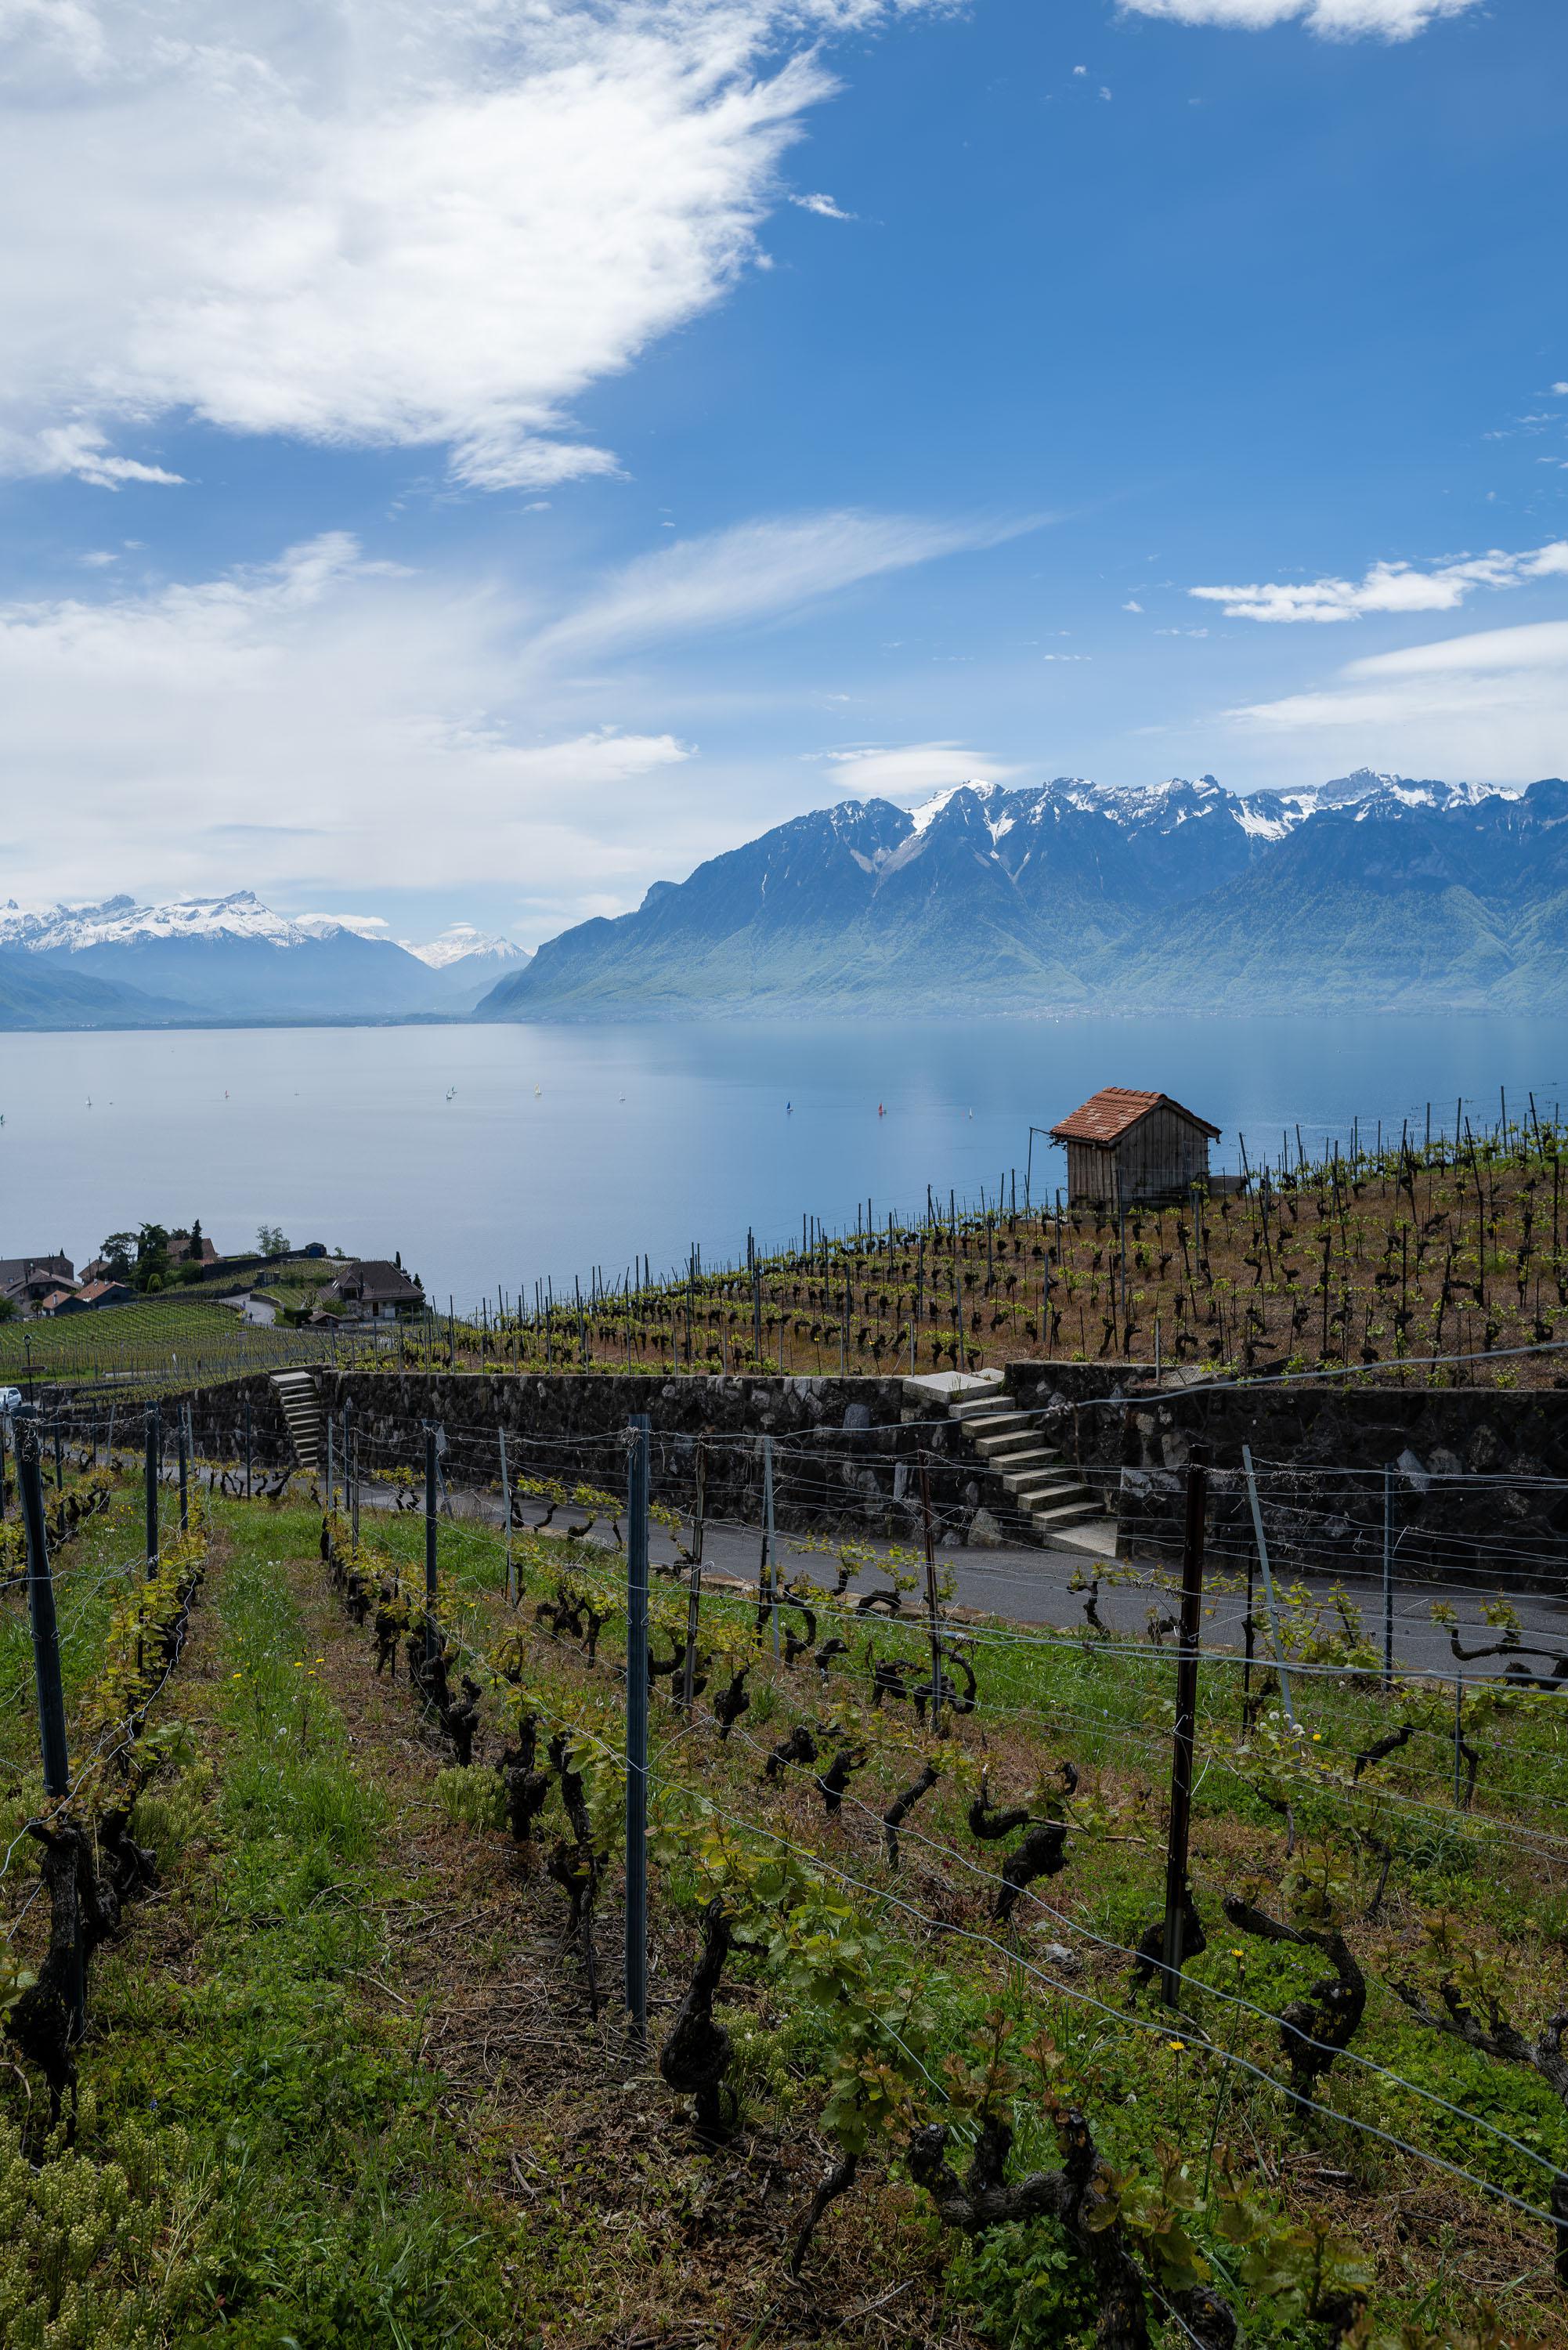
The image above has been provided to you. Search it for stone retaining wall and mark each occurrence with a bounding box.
[1009,1365,1568,1586]
[180,1369,1004,1548]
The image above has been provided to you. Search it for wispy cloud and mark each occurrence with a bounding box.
[6,424,185,490]
[0,0,948,493]
[529,508,1038,667]
[1119,0,1481,38]
[816,742,1028,798]
[0,533,686,922]
[1224,619,1568,779]
[1190,540,1568,624]
[789,191,854,219]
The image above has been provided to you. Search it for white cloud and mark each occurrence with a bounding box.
[789,191,854,219]
[1224,620,1568,779]
[1122,598,1143,612]
[0,533,688,920]
[1190,540,1568,624]
[1118,0,1479,37]
[529,508,1032,668]
[0,498,999,926]
[0,0,946,492]
[816,742,1028,797]
[8,424,185,490]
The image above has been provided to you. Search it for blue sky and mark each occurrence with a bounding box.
[0,0,1563,948]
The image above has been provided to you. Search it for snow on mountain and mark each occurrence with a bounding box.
[0,890,364,953]
[404,924,531,973]
[0,888,446,1019]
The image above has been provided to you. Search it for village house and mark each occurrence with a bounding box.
[1050,1086,1220,1209]
[168,1230,220,1267]
[74,1278,135,1311]
[321,1260,425,1323]
[1,1255,76,1315]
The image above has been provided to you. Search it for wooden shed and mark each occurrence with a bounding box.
[1050,1086,1220,1209]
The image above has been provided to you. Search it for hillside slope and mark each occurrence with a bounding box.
[480,772,1568,1018]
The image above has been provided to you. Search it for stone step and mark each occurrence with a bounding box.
[948,1390,1014,1423]
[1010,1476,1090,1509]
[1049,1516,1122,1560]
[1031,1497,1104,1534]
[957,1408,1032,1439]
[972,1427,1042,1462]
[269,1370,322,1470]
[995,1441,1060,1468]
[903,1369,1005,1409]
[999,1463,1064,1495]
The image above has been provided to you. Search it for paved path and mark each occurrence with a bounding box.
[348,1475,1568,1687]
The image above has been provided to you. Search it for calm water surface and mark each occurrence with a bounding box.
[1,1015,1563,1309]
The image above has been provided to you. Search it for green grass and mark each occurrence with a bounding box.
[7,1492,1563,2346]
[55,1509,529,2348]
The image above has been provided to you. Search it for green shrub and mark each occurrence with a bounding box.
[128,1763,213,1875]
[0,2099,210,2348]
[433,1766,507,1833]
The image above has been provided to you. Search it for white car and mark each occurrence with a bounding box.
[0,1386,22,1414]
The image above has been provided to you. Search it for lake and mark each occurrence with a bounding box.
[2,1013,1563,1309]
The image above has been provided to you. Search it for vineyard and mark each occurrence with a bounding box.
[344,1115,1568,1390]
[4,1412,1567,2348]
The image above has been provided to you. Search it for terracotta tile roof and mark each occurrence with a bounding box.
[1050,1086,1220,1146]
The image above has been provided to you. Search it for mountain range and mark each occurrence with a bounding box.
[0,894,529,1025]
[476,768,1568,1018]
[5,769,1564,1028]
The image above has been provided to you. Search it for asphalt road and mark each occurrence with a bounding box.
[351,1477,1568,1688]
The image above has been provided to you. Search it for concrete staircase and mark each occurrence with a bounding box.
[945,1390,1104,1542]
[269,1371,323,1470]
[902,1369,1116,1549]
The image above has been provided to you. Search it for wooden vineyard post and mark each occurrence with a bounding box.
[499,1426,514,1603]
[145,1403,161,1578]
[917,1452,945,1732]
[178,1407,189,1534]
[326,1412,335,1519]
[681,1437,706,1714]
[1160,1443,1209,2008]
[244,1393,252,1500]
[625,1414,652,2042]
[423,1422,439,1669]
[346,1398,359,1546]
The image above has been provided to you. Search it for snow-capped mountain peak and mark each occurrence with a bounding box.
[403,924,531,972]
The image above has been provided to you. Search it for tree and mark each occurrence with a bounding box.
[188,1216,203,1257]
[133,1224,170,1292]
[99,1232,135,1281]
[255,1224,290,1258]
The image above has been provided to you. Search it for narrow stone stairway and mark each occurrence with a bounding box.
[945,1390,1104,1539]
[903,1368,1117,1549]
[269,1369,323,1470]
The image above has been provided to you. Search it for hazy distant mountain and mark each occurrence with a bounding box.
[404,926,533,1013]
[477,769,1562,1018]
[0,891,449,1021]
[0,947,182,1030]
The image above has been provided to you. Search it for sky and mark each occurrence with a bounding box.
[0,0,1563,949]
